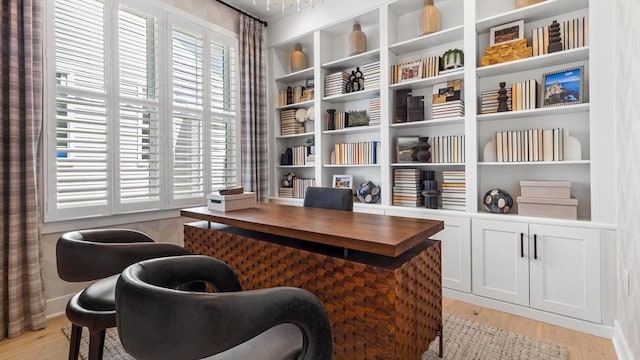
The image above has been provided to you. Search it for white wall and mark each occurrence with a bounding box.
[613,0,640,358]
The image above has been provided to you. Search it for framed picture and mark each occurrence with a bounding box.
[396,136,420,162]
[489,20,524,46]
[542,66,584,107]
[399,60,423,82]
[332,174,353,189]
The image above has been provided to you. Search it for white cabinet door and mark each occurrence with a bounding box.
[428,215,471,293]
[529,224,601,322]
[472,219,529,306]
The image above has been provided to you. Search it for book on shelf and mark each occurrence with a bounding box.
[480,88,512,114]
[531,16,587,57]
[363,61,380,90]
[393,168,423,207]
[494,128,566,162]
[324,71,350,97]
[432,80,464,118]
[332,141,380,165]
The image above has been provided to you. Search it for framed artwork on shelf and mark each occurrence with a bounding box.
[333,174,353,189]
[489,20,524,46]
[542,66,584,107]
[399,60,423,82]
[396,136,420,162]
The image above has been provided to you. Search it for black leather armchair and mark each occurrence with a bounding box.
[56,229,192,360]
[116,255,333,360]
[303,186,353,211]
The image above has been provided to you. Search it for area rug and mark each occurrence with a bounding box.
[63,313,568,360]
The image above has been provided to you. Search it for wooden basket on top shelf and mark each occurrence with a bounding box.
[480,39,532,67]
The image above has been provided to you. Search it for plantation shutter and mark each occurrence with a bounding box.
[53,0,108,216]
[117,7,161,209]
[171,28,204,200]
[210,40,237,190]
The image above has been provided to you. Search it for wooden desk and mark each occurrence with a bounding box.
[181,204,444,360]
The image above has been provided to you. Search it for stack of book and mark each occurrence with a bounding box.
[480,88,512,114]
[393,168,423,207]
[432,80,464,119]
[441,171,466,211]
[324,71,349,97]
[368,98,381,125]
[495,128,565,162]
[531,16,587,57]
[510,79,538,111]
[363,61,380,90]
[293,178,316,198]
[423,56,440,78]
[280,109,303,135]
[279,187,293,198]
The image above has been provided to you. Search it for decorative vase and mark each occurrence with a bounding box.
[419,0,440,36]
[289,43,307,72]
[348,23,366,56]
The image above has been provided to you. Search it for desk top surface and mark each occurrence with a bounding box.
[181,203,443,257]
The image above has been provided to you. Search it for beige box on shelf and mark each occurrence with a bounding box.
[206,192,256,212]
[517,196,578,220]
[520,180,571,199]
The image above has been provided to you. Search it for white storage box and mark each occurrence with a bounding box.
[520,180,571,199]
[206,192,256,212]
[516,196,578,220]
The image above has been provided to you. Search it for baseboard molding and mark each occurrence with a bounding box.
[613,320,635,360]
[444,289,614,339]
[46,294,73,319]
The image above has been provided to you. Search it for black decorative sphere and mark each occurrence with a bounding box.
[356,180,381,203]
[281,172,296,188]
[483,189,513,213]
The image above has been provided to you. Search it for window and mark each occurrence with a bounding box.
[45,0,239,221]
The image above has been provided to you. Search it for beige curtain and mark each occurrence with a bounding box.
[0,0,47,339]
[239,14,268,201]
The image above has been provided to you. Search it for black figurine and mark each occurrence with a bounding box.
[548,20,562,53]
[497,82,510,112]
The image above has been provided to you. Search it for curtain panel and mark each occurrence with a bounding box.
[0,0,46,339]
[239,14,268,202]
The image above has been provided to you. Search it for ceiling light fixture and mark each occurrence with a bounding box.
[252,0,321,13]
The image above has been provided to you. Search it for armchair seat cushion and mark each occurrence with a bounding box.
[206,324,302,360]
[66,275,119,331]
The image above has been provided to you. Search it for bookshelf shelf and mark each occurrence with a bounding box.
[475,0,589,33]
[321,49,381,71]
[391,162,466,167]
[276,165,316,168]
[275,67,314,83]
[322,88,380,103]
[323,125,381,135]
[477,104,590,121]
[276,100,315,110]
[323,164,381,168]
[390,70,464,91]
[275,132,314,139]
[389,25,464,55]
[478,160,590,166]
[390,117,465,128]
[476,47,589,78]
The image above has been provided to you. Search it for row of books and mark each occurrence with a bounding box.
[393,168,423,207]
[280,109,304,136]
[326,110,370,130]
[509,79,539,112]
[390,56,440,85]
[331,141,380,165]
[277,86,308,107]
[290,145,314,166]
[442,170,466,211]
[480,88,512,114]
[369,98,381,126]
[279,178,316,198]
[494,128,565,162]
[429,135,465,164]
[531,16,587,57]
[362,61,380,90]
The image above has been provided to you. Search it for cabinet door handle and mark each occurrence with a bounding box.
[534,234,538,260]
[520,233,524,258]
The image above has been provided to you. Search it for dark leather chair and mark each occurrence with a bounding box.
[56,229,192,360]
[303,186,353,211]
[115,255,333,360]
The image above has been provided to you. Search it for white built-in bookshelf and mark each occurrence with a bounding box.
[266,0,615,335]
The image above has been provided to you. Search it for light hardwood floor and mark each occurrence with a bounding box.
[0,298,617,360]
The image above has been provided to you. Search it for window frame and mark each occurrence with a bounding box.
[43,0,241,223]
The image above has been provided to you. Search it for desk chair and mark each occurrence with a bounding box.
[303,187,353,211]
[116,255,333,360]
[56,229,192,360]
